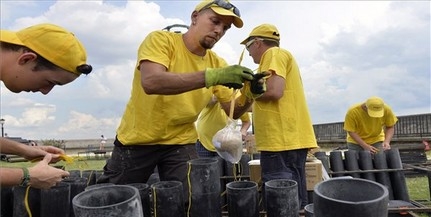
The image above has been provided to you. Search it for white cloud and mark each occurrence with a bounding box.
[1,1,429,140]
[86,60,135,99]
[58,111,119,138]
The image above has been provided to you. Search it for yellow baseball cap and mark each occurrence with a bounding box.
[366,96,385,118]
[240,23,280,44]
[195,0,243,28]
[0,23,92,75]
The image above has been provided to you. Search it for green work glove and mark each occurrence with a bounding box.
[205,65,254,89]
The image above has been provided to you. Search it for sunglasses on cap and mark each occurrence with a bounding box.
[200,0,241,17]
[245,38,263,50]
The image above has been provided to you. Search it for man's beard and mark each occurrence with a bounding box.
[200,38,215,50]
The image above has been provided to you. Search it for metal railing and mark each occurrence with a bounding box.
[393,113,431,138]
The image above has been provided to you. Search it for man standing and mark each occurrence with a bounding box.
[98,0,264,204]
[344,96,398,153]
[100,135,107,150]
[240,24,318,208]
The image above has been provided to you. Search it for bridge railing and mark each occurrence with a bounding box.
[313,122,345,141]
[393,113,431,138]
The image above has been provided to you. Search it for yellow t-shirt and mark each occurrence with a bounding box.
[253,47,318,151]
[344,103,398,144]
[116,31,231,145]
[196,92,251,152]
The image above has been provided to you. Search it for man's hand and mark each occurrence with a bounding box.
[241,72,269,99]
[382,141,391,150]
[205,65,254,89]
[23,146,65,163]
[28,154,70,189]
[250,72,268,94]
[36,146,66,163]
[362,144,379,154]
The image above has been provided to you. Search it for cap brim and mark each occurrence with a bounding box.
[0,30,24,45]
[240,37,250,45]
[211,7,243,28]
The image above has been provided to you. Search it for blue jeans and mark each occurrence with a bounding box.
[98,138,198,204]
[260,149,308,208]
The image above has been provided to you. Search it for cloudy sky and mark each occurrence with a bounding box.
[1,1,429,140]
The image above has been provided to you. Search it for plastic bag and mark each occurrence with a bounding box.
[213,118,243,163]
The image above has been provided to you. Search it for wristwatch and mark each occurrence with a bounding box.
[19,167,31,187]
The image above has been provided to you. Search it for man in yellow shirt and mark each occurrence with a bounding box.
[240,24,318,208]
[0,23,92,189]
[98,0,265,204]
[344,96,398,153]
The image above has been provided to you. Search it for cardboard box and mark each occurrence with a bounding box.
[305,160,323,191]
[247,159,323,191]
[248,160,261,184]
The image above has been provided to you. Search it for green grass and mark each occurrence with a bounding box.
[407,176,430,201]
[406,176,430,217]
